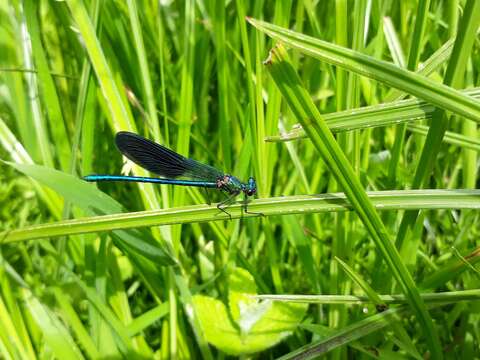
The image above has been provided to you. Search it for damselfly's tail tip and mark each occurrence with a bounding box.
[83,175,97,182]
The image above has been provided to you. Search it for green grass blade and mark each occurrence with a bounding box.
[279,306,408,360]
[395,0,480,250]
[256,289,480,304]
[246,17,480,123]
[235,0,260,181]
[335,257,384,306]
[65,0,134,132]
[52,287,100,359]
[126,0,161,142]
[22,288,85,360]
[127,303,170,336]
[383,16,405,67]
[3,189,480,243]
[383,38,455,102]
[265,87,480,141]
[72,277,137,358]
[212,0,232,170]
[261,43,442,358]
[24,0,71,171]
[0,294,33,359]
[19,4,54,168]
[3,160,175,265]
[408,123,480,152]
[0,116,62,218]
[388,0,431,185]
[171,0,196,251]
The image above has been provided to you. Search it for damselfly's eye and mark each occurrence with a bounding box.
[246,189,256,196]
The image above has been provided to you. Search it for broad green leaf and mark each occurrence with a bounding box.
[193,268,307,355]
[228,267,258,322]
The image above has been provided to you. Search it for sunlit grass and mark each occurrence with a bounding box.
[0,1,479,358]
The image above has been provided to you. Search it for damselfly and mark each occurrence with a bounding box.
[84,132,260,218]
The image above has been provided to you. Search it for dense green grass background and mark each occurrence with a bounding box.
[1,0,480,358]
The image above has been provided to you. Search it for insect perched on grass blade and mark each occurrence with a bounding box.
[84,132,260,218]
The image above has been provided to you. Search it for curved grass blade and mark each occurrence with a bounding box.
[246,17,480,123]
[2,160,176,265]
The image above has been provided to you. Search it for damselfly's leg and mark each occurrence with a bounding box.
[243,194,264,216]
[216,191,240,220]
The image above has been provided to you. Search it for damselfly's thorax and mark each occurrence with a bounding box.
[216,175,257,197]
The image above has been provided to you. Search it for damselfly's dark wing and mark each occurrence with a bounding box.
[115,132,223,181]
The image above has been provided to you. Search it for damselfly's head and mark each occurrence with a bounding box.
[244,177,257,197]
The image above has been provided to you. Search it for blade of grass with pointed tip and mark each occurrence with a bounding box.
[262,43,442,358]
[265,87,480,142]
[246,17,480,123]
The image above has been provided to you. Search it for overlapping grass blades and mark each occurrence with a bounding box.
[261,43,442,358]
